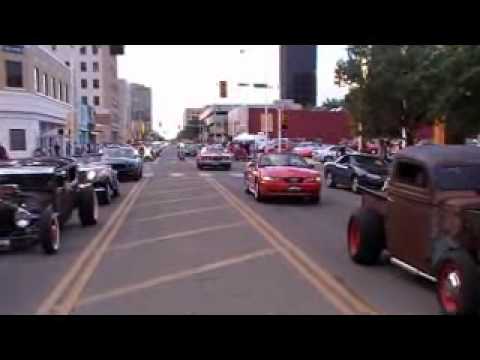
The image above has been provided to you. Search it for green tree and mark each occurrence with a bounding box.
[321,97,345,110]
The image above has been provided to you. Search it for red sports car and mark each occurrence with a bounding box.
[244,153,321,204]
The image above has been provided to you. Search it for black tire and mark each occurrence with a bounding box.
[39,208,61,255]
[78,187,98,226]
[134,169,142,181]
[254,180,264,202]
[351,175,360,194]
[224,165,231,171]
[112,182,120,197]
[98,183,111,205]
[347,209,385,265]
[197,164,203,170]
[325,171,336,188]
[435,250,480,315]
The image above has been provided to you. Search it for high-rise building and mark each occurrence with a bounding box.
[117,79,131,143]
[49,45,124,143]
[279,45,317,108]
[0,45,73,158]
[130,83,152,140]
[183,108,202,128]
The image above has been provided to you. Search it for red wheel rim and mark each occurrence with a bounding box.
[348,220,360,256]
[438,262,462,314]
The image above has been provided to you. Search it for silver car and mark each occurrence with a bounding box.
[196,146,233,170]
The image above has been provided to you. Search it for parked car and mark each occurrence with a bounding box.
[75,154,120,205]
[196,146,232,170]
[292,142,322,158]
[324,154,389,193]
[101,147,143,181]
[244,153,321,204]
[0,157,98,254]
[184,144,198,157]
[347,145,480,315]
[313,145,357,163]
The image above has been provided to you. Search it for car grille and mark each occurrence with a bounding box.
[112,164,127,171]
[0,207,15,236]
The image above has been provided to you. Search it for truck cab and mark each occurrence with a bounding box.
[348,145,480,315]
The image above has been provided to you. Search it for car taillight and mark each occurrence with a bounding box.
[304,177,321,183]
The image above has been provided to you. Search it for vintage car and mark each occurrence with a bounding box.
[101,146,143,181]
[244,153,321,204]
[324,154,390,193]
[196,146,233,170]
[312,145,358,163]
[184,144,199,157]
[0,157,98,254]
[75,154,120,205]
[347,145,480,315]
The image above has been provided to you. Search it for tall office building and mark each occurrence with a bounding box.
[279,45,317,108]
[130,83,152,140]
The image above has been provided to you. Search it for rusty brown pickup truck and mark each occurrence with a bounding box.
[347,145,480,315]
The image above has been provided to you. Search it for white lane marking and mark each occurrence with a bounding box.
[198,173,213,177]
[140,186,211,197]
[169,173,185,177]
[134,194,220,208]
[136,205,230,223]
[230,172,244,178]
[110,221,247,252]
[78,248,276,308]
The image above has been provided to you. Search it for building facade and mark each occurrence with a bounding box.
[48,45,124,144]
[279,45,317,108]
[199,104,242,143]
[0,45,73,158]
[130,83,152,140]
[183,108,202,128]
[117,79,131,143]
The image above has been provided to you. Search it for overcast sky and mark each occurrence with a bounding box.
[118,45,348,139]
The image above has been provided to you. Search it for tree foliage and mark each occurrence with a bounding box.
[336,45,480,144]
[321,97,345,110]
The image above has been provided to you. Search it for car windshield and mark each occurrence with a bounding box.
[435,165,480,191]
[103,148,136,158]
[352,156,387,168]
[259,154,309,168]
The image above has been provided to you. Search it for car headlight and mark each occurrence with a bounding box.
[15,208,33,228]
[261,176,275,181]
[86,170,97,181]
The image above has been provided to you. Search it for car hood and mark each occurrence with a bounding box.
[103,157,138,164]
[357,165,388,176]
[260,166,318,178]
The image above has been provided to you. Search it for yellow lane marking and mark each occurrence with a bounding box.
[136,205,231,223]
[77,248,277,308]
[134,194,220,208]
[206,177,380,315]
[109,222,247,252]
[36,179,149,315]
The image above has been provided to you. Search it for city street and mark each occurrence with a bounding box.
[1,146,441,315]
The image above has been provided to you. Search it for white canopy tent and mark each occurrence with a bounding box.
[233,133,257,142]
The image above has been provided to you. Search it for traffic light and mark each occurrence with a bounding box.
[219,81,227,98]
[281,113,288,130]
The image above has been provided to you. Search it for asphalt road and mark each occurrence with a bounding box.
[0,146,442,315]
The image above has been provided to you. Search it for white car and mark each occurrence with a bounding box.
[312,145,357,163]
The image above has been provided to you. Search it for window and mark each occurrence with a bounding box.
[80,62,87,72]
[9,129,26,151]
[93,79,100,89]
[65,84,69,103]
[43,74,48,95]
[395,161,428,188]
[5,60,23,88]
[92,45,98,55]
[81,79,87,89]
[81,96,88,105]
[338,156,350,164]
[34,67,40,92]
[80,46,86,55]
[93,96,100,106]
[92,62,99,72]
[52,77,57,98]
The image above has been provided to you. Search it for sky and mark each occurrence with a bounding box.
[118,45,348,139]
